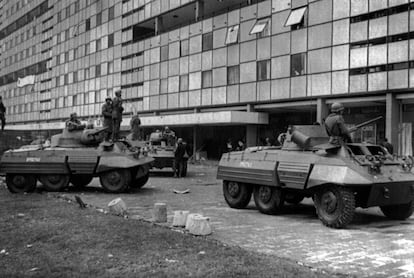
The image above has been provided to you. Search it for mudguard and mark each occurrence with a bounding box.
[307,164,371,188]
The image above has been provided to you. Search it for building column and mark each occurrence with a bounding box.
[193,126,198,160]
[195,0,204,22]
[155,16,164,35]
[316,98,329,124]
[246,125,257,147]
[386,93,400,153]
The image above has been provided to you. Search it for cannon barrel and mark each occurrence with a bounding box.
[348,116,383,133]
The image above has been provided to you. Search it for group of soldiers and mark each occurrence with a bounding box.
[101,90,125,141]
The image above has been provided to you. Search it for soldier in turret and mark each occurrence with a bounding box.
[66,112,86,132]
[112,90,124,141]
[101,97,113,141]
[324,102,352,145]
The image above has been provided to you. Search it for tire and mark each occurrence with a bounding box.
[130,173,149,189]
[285,193,304,205]
[70,175,93,188]
[380,201,414,220]
[253,185,284,215]
[99,169,131,193]
[223,181,252,209]
[39,174,70,192]
[6,174,37,193]
[313,185,355,228]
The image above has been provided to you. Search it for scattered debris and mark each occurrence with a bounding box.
[165,258,178,263]
[198,251,206,255]
[108,254,114,258]
[0,249,7,254]
[17,213,25,218]
[152,203,167,223]
[26,244,33,248]
[75,195,87,209]
[173,189,190,194]
[108,198,127,216]
[172,210,190,227]
[28,267,39,272]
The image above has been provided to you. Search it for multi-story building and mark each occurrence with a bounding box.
[1,0,413,158]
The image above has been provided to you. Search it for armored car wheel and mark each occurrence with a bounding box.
[223,181,252,209]
[39,174,70,192]
[6,174,37,193]
[254,185,284,214]
[314,185,355,228]
[130,173,149,189]
[99,169,131,193]
[380,201,414,220]
[70,175,93,188]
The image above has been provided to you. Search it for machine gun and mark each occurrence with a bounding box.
[348,116,383,133]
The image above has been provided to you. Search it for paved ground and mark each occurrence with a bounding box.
[8,164,414,278]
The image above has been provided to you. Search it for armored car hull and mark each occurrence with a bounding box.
[217,124,414,228]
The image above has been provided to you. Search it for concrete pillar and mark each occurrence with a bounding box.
[193,126,198,160]
[316,98,329,124]
[246,125,257,147]
[195,0,204,22]
[155,17,164,35]
[386,93,400,153]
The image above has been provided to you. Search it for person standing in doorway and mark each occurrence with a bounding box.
[101,97,113,141]
[112,90,124,141]
[174,138,186,178]
[130,112,141,141]
[0,96,6,131]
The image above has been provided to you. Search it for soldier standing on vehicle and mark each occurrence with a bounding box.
[112,90,124,141]
[66,112,86,131]
[130,112,141,141]
[174,138,186,178]
[381,138,394,154]
[0,96,6,131]
[163,126,175,146]
[101,97,113,141]
[324,102,352,145]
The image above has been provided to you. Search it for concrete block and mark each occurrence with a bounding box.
[153,202,167,223]
[172,210,190,227]
[108,198,127,216]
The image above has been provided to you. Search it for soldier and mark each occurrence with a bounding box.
[381,138,394,154]
[162,126,175,146]
[112,90,124,141]
[130,112,141,141]
[173,138,186,178]
[0,96,6,131]
[324,102,352,145]
[101,97,113,141]
[66,112,86,131]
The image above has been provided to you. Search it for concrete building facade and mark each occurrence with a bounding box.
[1,0,414,157]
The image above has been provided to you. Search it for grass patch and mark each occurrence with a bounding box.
[0,188,348,278]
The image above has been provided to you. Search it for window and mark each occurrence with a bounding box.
[202,70,212,88]
[285,6,307,30]
[85,43,90,55]
[108,33,114,47]
[108,6,115,21]
[85,68,90,79]
[250,18,270,37]
[75,1,80,13]
[96,65,101,77]
[180,74,189,91]
[74,47,78,59]
[202,32,213,51]
[96,12,102,26]
[73,95,77,105]
[65,52,69,62]
[291,53,306,76]
[96,38,101,51]
[65,29,70,40]
[227,66,240,85]
[66,6,71,18]
[180,40,189,56]
[108,61,113,73]
[257,60,270,81]
[226,25,239,45]
[85,18,91,31]
[161,45,169,61]
[56,54,60,65]
[64,73,69,85]
[73,71,78,82]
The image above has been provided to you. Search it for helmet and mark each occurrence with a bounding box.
[331,102,344,113]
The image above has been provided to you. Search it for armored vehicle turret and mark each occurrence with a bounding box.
[0,126,154,193]
[217,117,414,228]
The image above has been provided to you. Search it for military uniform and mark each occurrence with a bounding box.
[101,101,112,141]
[324,113,352,144]
[130,115,141,141]
[65,117,85,132]
[112,94,123,140]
